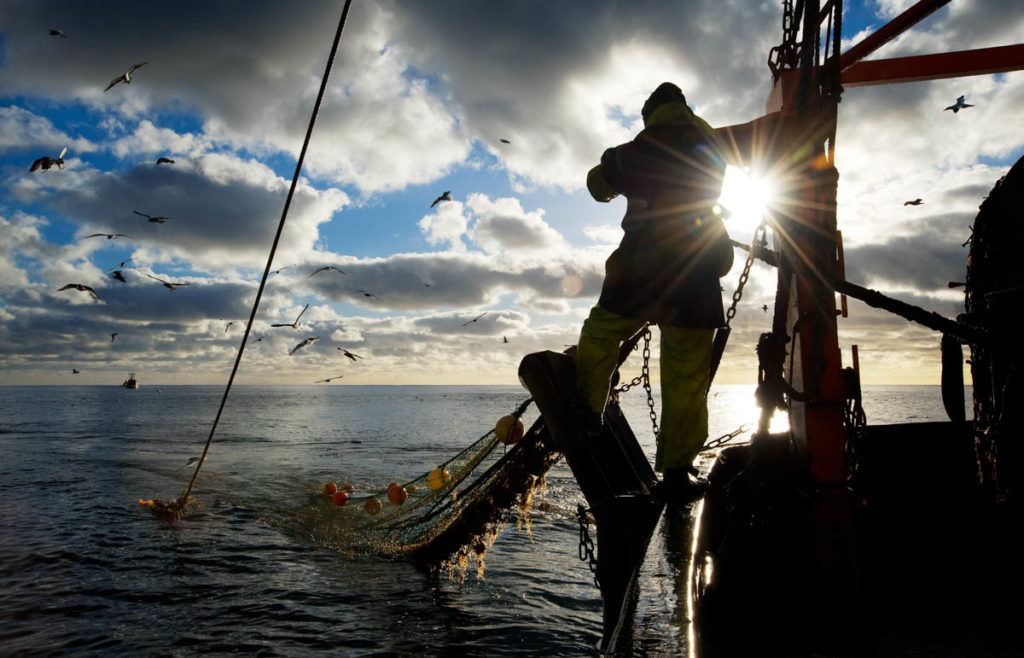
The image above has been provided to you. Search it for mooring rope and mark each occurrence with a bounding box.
[175,0,355,511]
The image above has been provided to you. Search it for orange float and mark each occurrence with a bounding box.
[364,497,382,515]
[323,482,338,496]
[387,482,408,505]
[332,490,349,506]
[495,414,525,445]
[341,483,355,492]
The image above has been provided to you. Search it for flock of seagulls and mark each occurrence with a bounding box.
[35,38,511,379]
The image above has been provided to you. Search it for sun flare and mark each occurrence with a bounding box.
[717,165,777,241]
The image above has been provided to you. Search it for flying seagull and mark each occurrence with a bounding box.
[86,233,131,240]
[59,283,100,299]
[146,273,190,291]
[762,304,769,313]
[249,334,266,345]
[111,270,127,283]
[133,210,169,223]
[104,62,147,92]
[500,139,511,144]
[156,157,175,165]
[289,336,320,355]
[944,95,973,113]
[72,369,80,374]
[184,457,200,468]
[904,198,924,206]
[49,29,68,38]
[30,147,67,172]
[503,336,509,344]
[315,374,345,383]
[270,303,309,329]
[111,333,118,343]
[270,265,292,275]
[430,190,452,208]
[224,321,235,333]
[461,311,487,326]
[110,258,133,270]
[337,348,362,362]
[307,265,345,277]
[357,290,379,300]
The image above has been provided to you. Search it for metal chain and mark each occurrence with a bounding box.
[576,504,599,587]
[608,222,766,442]
[612,327,661,440]
[725,221,767,327]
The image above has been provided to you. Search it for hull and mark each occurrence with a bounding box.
[689,421,1024,656]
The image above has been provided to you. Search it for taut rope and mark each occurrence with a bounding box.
[173,0,355,513]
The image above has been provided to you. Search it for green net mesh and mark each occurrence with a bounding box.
[283,397,560,572]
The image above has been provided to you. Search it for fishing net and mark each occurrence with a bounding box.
[288,397,561,574]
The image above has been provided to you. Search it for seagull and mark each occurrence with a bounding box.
[104,62,147,92]
[270,265,292,275]
[315,374,345,383]
[224,321,235,333]
[944,95,973,113]
[503,336,509,343]
[430,190,452,208]
[270,303,309,329]
[111,271,127,283]
[249,334,266,344]
[904,198,924,206]
[156,157,175,165]
[72,369,80,374]
[146,273,190,291]
[500,139,511,144]
[461,311,487,326]
[289,336,320,355]
[357,290,379,299]
[155,388,162,397]
[30,147,67,172]
[110,259,133,270]
[49,29,68,38]
[338,348,362,362]
[86,233,131,240]
[761,304,769,313]
[307,265,345,277]
[133,210,169,223]
[59,283,99,299]
[111,333,118,343]
[184,457,200,468]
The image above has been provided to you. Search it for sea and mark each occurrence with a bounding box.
[0,383,968,656]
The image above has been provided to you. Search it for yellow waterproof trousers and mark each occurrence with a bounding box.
[576,305,714,473]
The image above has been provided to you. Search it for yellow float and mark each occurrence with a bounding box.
[428,467,452,491]
[495,414,525,445]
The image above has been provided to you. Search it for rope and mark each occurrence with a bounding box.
[174,0,355,510]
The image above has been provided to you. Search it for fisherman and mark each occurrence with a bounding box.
[575,82,735,501]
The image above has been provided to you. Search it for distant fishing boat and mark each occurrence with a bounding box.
[122,372,139,389]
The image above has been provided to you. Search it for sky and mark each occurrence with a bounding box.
[0,0,1022,387]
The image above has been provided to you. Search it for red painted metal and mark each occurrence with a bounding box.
[839,0,951,70]
[842,44,1024,87]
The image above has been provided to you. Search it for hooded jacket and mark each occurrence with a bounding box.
[592,100,731,327]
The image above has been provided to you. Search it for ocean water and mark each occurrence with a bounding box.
[0,384,966,656]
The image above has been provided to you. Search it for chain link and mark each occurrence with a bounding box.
[725,221,767,327]
[609,221,767,442]
[576,503,599,587]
